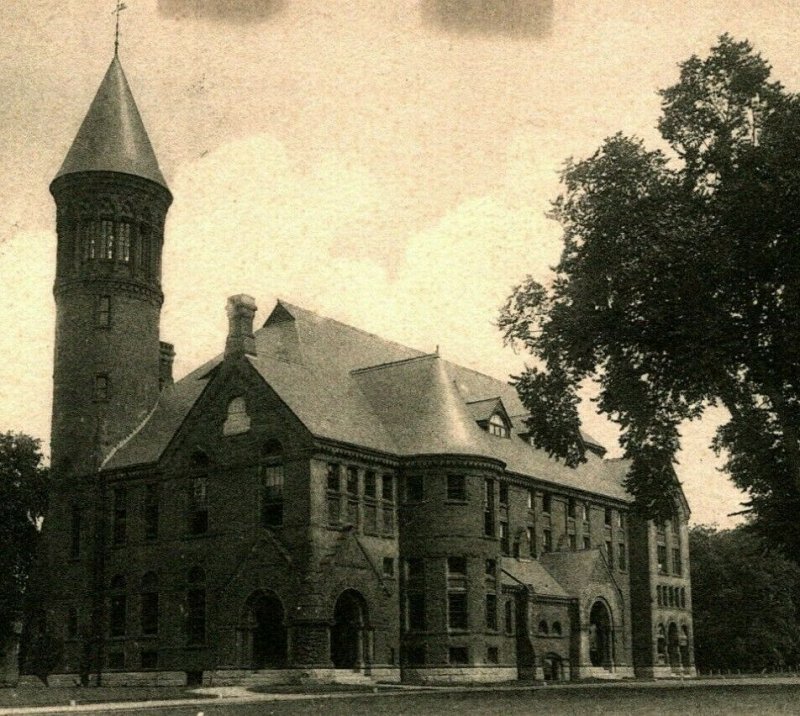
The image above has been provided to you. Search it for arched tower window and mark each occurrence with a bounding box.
[260,439,284,527]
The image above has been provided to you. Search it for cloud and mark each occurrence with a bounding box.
[421,0,554,38]
[157,0,284,24]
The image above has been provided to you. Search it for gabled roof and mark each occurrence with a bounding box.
[103,300,634,501]
[54,56,168,190]
[502,559,570,599]
[540,548,616,598]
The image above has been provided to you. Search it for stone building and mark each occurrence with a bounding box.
[27,55,695,686]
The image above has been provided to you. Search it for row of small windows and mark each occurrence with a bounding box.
[657,544,684,577]
[657,585,688,609]
[65,219,159,275]
[538,620,563,636]
[326,463,395,536]
[67,568,206,646]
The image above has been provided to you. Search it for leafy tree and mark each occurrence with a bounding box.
[689,525,800,671]
[0,433,49,652]
[499,35,800,546]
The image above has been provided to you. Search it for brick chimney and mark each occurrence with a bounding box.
[225,294,257,359]
[159,341,175,390]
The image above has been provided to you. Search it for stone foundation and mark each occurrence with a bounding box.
[572,665,635,680]
[400,666,518,684]
[635,665,696,679]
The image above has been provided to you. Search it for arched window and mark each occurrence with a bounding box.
[656,624,667,664]
[186,567,206,645]
[538,619,549,635]
[552,621,562,636]
[260,439,284,527]
[223,396,251,436]
[109,574,127,637]
[488,413,509,438]
[141,572,159,636]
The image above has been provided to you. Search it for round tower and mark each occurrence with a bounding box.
[50,55,172,477]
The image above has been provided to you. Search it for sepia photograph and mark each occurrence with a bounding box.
[1,1,800,713]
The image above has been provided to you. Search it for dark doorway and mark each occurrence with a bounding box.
[589,600,612,668]
[543,653,563,681]
[514,592,536,680]
[668,622,681,671]
[245,591,287,668]
[331,590,368,669]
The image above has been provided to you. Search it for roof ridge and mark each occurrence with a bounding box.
[351,352,439,375]
[273,299,428,358]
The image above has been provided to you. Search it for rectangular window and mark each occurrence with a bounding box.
[141,592,159,636]
[382,504,395,534]
[447,556,467,575]
[527,489,534,510]
[406,475,423,502]
[407,593,426,631]
[569,533,577,551]
[261,464,284,527]
[583,535,591,550]
[487,646,499,664]
[542,492,551,514]
[543,528,552,553]
[447,474,467,501]
[670,518,680,536]
[70,506,81,558]
[112,487,127,546]
[117,222,131,262]
[484,478,495,537]
[567,497,576,519]
[407,645,425,665]
[406,557,424,580]
[364,502,378,534]
[110,595,126,637]
[528,526,537,557]
[485,593,498,630]
[581,503,589,523]
[327,463,340,492]
[485,558,496,577]
[657,544,668,575]
[144,483,159,540]
[448,592,468,630]
[605,507,613,526]
[97,295,111,327]
[606,540,614,569]
[449,646,469,664]
[107,652,125,670]
[364,471,377,498]
[101,219,115,259]
[499,482,509,506]
[94,374,109,402]
[618,542,627,571]
[382,557,394,577]
[672,547,682,576]
[346,466,359,495]
[500,521,510,556]
[188,477,208,535]
[382,474,394,502]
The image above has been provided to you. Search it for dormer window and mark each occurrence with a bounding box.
[488,413,509,438]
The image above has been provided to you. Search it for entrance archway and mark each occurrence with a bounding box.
[543,653,564,681]
[588,600,612,668]
[668,622,680,671]
[331,589,369,669]
[241,591,287,669]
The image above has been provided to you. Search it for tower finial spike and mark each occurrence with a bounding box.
[113,1,128,56]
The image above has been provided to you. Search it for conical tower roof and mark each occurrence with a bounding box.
[54,55,168,189]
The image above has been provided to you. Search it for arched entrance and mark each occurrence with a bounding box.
[331,589,369,670]
[588,600,613,668]
[543,653,565,682]
[668,622,681,671]
[241,591,287,669]
[679,625,691,670]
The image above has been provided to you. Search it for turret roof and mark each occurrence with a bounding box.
[54,55,168,189]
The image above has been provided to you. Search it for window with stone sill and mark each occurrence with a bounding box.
[260,440,284,528]
[447,474,467,501]
[485,593,498,630]
[96,295,111,328]
[94,374,110,402]
[449,646,469,664]
[382,557,394,577]
[448,591,468,630]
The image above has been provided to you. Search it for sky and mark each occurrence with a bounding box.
[2,0,797,526]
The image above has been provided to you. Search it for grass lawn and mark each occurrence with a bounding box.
[0,685,213,709]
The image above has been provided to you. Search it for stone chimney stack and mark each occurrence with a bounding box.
[225,294,257,359]
[159,342,175,389]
